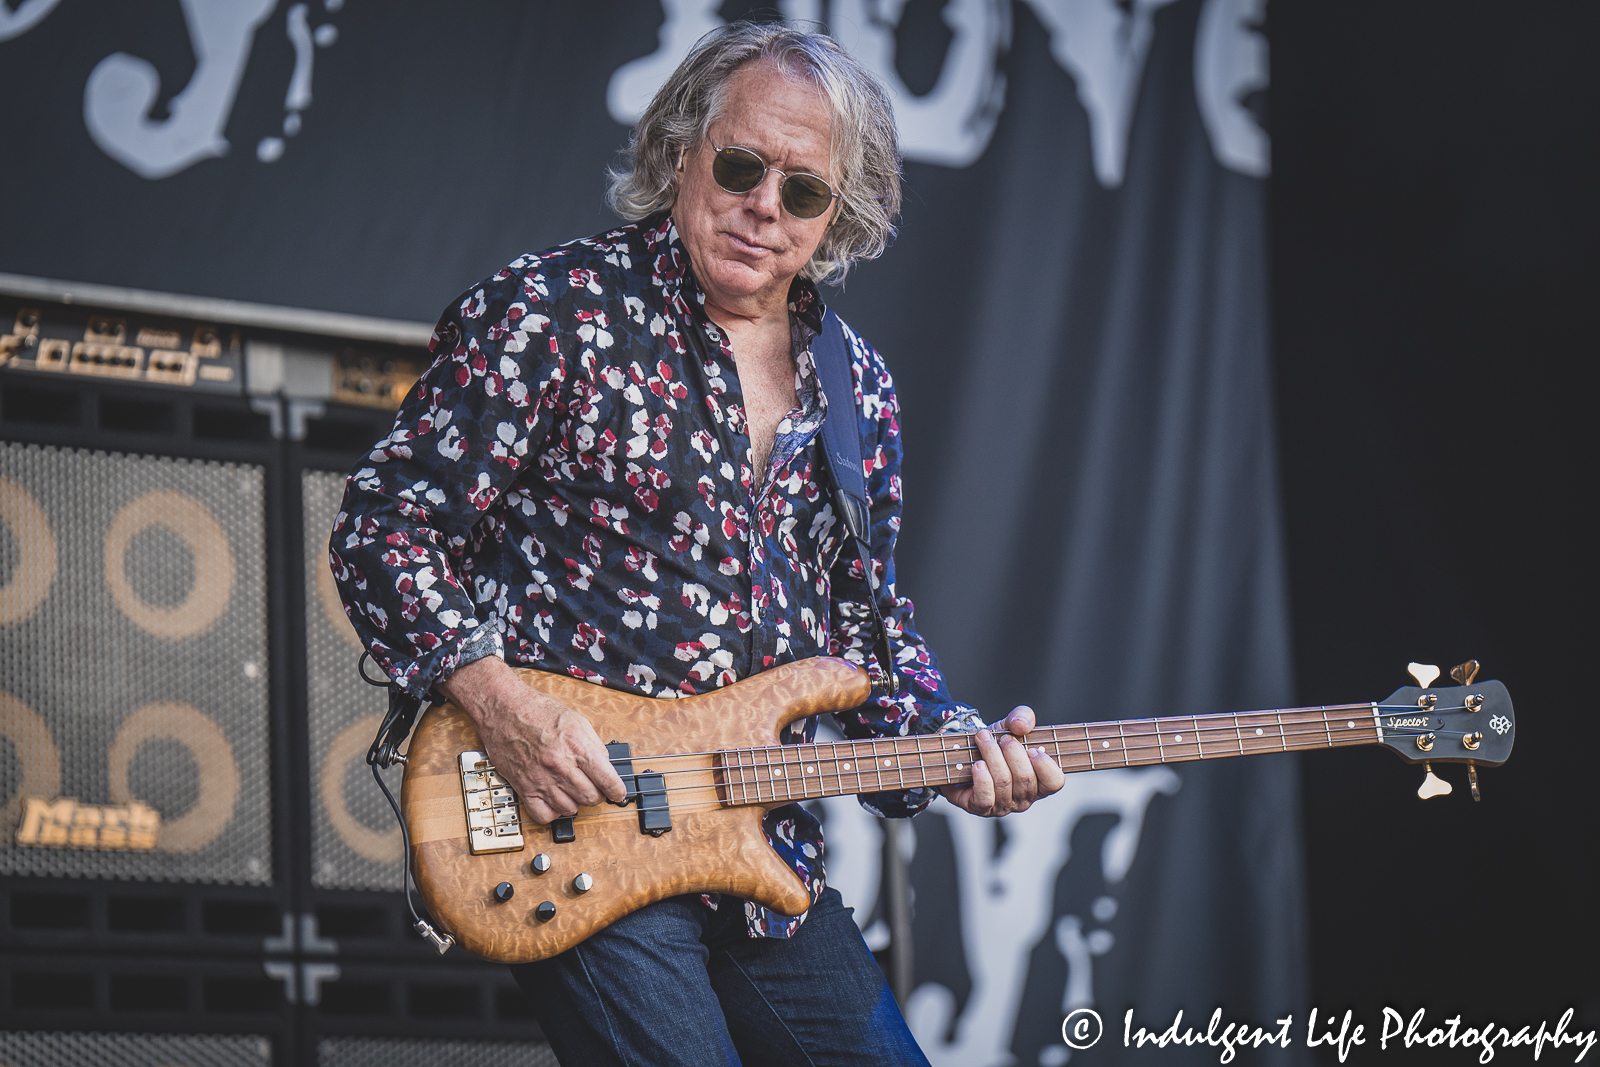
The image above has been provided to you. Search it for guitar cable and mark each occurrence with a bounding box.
[359,652,455,954]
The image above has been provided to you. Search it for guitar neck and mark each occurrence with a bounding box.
[718,703,1382,806]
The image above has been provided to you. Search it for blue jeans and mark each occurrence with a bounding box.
[510,888,931,1067]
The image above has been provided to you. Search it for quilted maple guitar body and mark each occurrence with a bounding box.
[402,658,871,963]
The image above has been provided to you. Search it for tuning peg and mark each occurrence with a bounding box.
[1407,662,1441,688]
[1450,660,1480,686]
[1466,763,1481,802]
[1417,763,1452,799]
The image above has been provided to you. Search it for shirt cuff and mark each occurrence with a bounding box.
[427,622,504,695]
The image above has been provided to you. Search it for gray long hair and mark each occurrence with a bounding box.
[606,21,902,286]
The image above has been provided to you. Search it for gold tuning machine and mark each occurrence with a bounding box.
[1467,763,1481,802]
[1450,660,1480,686]
[1407,663,1441,688]
[1417,763,1452,799]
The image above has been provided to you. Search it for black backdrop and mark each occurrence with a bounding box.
[1270,0,1599,1053]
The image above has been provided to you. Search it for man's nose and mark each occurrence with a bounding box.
[743,169,783,218]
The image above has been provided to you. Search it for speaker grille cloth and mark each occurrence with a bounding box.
[0,442,271,883]
[319,1037,557,1067]
[0,1031,271,1067]
[303,469,400,890]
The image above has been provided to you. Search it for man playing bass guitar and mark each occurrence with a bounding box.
[331,21,1063,1066]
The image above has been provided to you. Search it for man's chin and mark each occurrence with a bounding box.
[703,260,778,299]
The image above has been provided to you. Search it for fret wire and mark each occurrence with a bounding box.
[1275,710,1286,752]
[1322,707,1334,748]
[1234,713,1245,756]
[1192,715,1204,758]
[1085,723,1097,770]
[1115,720,1127,767]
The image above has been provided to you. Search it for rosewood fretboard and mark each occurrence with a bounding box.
[715,703,1383,806]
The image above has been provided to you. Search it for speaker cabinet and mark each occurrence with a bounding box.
[300,469,401,892]
[0,442,272,884]
[318,1037,557,1067]
[0,1032,273,1067]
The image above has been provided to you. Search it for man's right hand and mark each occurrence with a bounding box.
[435,657,627,825]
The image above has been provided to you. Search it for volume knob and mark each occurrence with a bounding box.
[493,881,514,903]
[572,873,594,894]
[535,901,556,922]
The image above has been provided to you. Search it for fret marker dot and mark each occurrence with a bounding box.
[955,763,964,770]
[1102,741,1110,749]
[772,768,782,777]
[1174,735,1183,742]
[1347,721,1355,729]
[842,762,851,770]
[805,766,815,774]
[1255,728,1263,736]
[882,759,892,767]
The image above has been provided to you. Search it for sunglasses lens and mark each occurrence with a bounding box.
[710,145,836,219]
[780,174,834,219]
[712,147,766,193]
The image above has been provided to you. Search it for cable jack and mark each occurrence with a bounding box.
[414,918,454,954]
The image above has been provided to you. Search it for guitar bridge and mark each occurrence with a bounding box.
[459,751,525,854]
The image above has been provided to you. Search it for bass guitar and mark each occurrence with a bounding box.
[399,656,1514,963]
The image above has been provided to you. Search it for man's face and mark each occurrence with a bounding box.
[672,61,839,317]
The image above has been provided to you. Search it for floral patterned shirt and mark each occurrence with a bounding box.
[331,213,978,937]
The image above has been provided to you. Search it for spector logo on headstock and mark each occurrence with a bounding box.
[1489,715,1511,735]
[1385,716,1432,728]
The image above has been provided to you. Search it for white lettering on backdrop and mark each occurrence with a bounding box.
[71,0,342,180]
[607,0,1269,183]
[83,0,278,180]
[8,0,1265,181]
[0,0,64,42]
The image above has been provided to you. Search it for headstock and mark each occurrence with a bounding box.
[1377,660,1515,801]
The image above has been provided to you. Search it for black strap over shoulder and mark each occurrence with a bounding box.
[812,307,898,694]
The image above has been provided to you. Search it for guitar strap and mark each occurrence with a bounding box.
[812,307,898,694]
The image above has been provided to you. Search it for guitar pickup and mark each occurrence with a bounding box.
[635,771,671,837]
[459,751,525,855]
[604,741,671,837]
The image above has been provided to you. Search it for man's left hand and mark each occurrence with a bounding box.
[940,705,1065,817]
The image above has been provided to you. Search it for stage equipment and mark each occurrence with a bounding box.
[2,277,551,1060]
[0,441,270,883]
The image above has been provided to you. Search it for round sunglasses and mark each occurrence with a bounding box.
[710,143,839,220]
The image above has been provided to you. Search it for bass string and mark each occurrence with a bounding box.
[554,724,1389,816]
[593,701,1465,770]
[595,715,1398,785]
